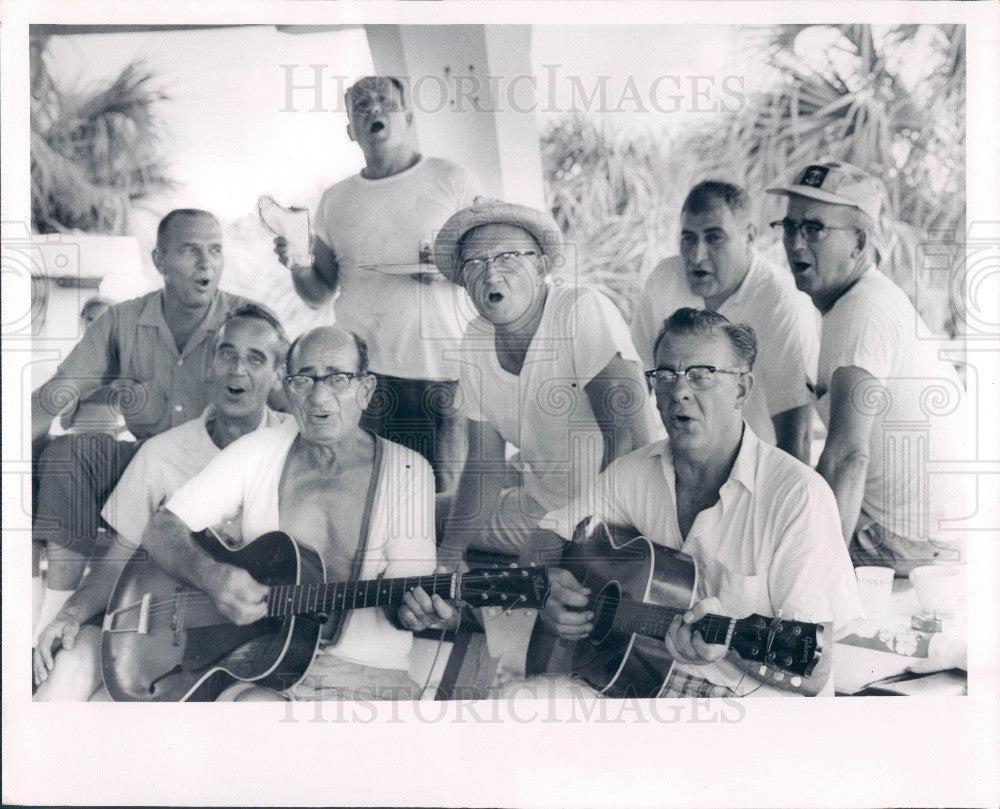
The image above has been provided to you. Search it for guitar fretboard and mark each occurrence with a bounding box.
[611,598,735,645]
[267,573,454,618]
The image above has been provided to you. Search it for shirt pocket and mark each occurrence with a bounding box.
[708,563,768,619]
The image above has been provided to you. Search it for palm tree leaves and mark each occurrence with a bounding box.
[541,24,966,337]
[30,37,175,234]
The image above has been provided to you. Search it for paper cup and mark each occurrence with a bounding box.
[855,566,894,621]
[909,565,963,615]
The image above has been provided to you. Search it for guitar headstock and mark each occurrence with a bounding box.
[458,568,549,610]
[730,614,823,677]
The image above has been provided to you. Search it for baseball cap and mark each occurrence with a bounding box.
[766,161,886,224]
[767,161,893,261]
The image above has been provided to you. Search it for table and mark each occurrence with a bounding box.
[833,576,967,696]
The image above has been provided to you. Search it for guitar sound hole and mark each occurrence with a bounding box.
[588,582,620,645]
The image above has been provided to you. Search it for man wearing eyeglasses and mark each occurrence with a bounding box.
[141,325,445,701]
[541,308,864,697]
[33,306,290,700]
[631,181,818,462]
[275,75,483,497]
[428,200,662,569]
[767,162,968,572]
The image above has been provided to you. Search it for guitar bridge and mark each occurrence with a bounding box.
[103,592,152,634]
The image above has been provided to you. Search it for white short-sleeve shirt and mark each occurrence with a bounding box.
[817,267,969,542]
[548,426,864,696]
[314,156,483,381]
[101,407,286,548]
[455,281,664,529]
[165,422,437,670]
[630,249,818,445]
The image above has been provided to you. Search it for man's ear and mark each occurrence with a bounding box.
[736,371,753,405]
[855,229,867,254]
[151,247,165,276]
[346,121,357,143]
[746,222,757,243]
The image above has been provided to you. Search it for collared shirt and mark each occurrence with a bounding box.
[630,248,818,445]
[55,289,255,439]
[457,282,664,526]
[165,423,436,671]
[101,406,288,548]
[548,426,864,696]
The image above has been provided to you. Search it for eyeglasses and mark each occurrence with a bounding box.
[459,251,538,282]
[770,218,857,243]
[645,365,745,390]
[214,346,270,371]
[284,371,362,397]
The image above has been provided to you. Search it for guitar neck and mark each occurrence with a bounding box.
[611,599,735,646]
[267,573,455,618]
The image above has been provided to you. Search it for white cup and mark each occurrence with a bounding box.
[909,565,963,615]
[855,566,894,621]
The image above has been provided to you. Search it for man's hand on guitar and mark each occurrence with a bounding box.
[541,567,594,640]
[211,566,269,625]
[665,597,728,666]
[33,616,80,686]
[399,566,460,632]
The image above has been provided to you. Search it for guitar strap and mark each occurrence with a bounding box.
[323,431,384,645]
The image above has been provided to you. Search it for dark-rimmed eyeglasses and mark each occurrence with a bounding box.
[284,371,362,397]
[459,250,538,282]
[770,218,857,243]
[645,365,746,390]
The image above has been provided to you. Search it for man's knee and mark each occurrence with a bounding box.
[232,686,287,702]
[34,625,103,702]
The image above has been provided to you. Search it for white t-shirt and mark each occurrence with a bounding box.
[314,156,482,380]
[630,249,818,445]
[456,281,664,532]
[101,407,286,548]
[817,267,969,542]
[165,421,437,670]
[548,427,865,696]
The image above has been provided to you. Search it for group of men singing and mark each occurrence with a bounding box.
[30,75,967,702]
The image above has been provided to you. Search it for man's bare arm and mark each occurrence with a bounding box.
[279,236,339,308]
[816,366,878,542]
[143,508,268,625]
[31,374,85,443]
[771,403,814,464]
[585,353,659,471]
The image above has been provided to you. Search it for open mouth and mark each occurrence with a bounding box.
[690,269,710,278]
[368,120,386,134]
[487,291,504,304]
[671,413,695,424]
[792,261,812,273]
[226,385,245,396]
[196,279,212,290]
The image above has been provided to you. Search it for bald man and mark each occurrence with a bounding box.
[143,326,450,701]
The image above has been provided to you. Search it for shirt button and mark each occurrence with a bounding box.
[177,359,184,366]
[175,405,183,412]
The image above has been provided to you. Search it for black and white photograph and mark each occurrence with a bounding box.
[3,1,998,806]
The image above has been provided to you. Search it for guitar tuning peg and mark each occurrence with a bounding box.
[772,671,784,682]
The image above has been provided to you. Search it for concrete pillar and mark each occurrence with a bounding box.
[365,24,546,211]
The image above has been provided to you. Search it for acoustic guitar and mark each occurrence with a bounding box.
[526,518,827,697]
[102,530,547,702]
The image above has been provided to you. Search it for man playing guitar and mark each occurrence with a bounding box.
[540,308,865,697]
[142,326,452,701]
